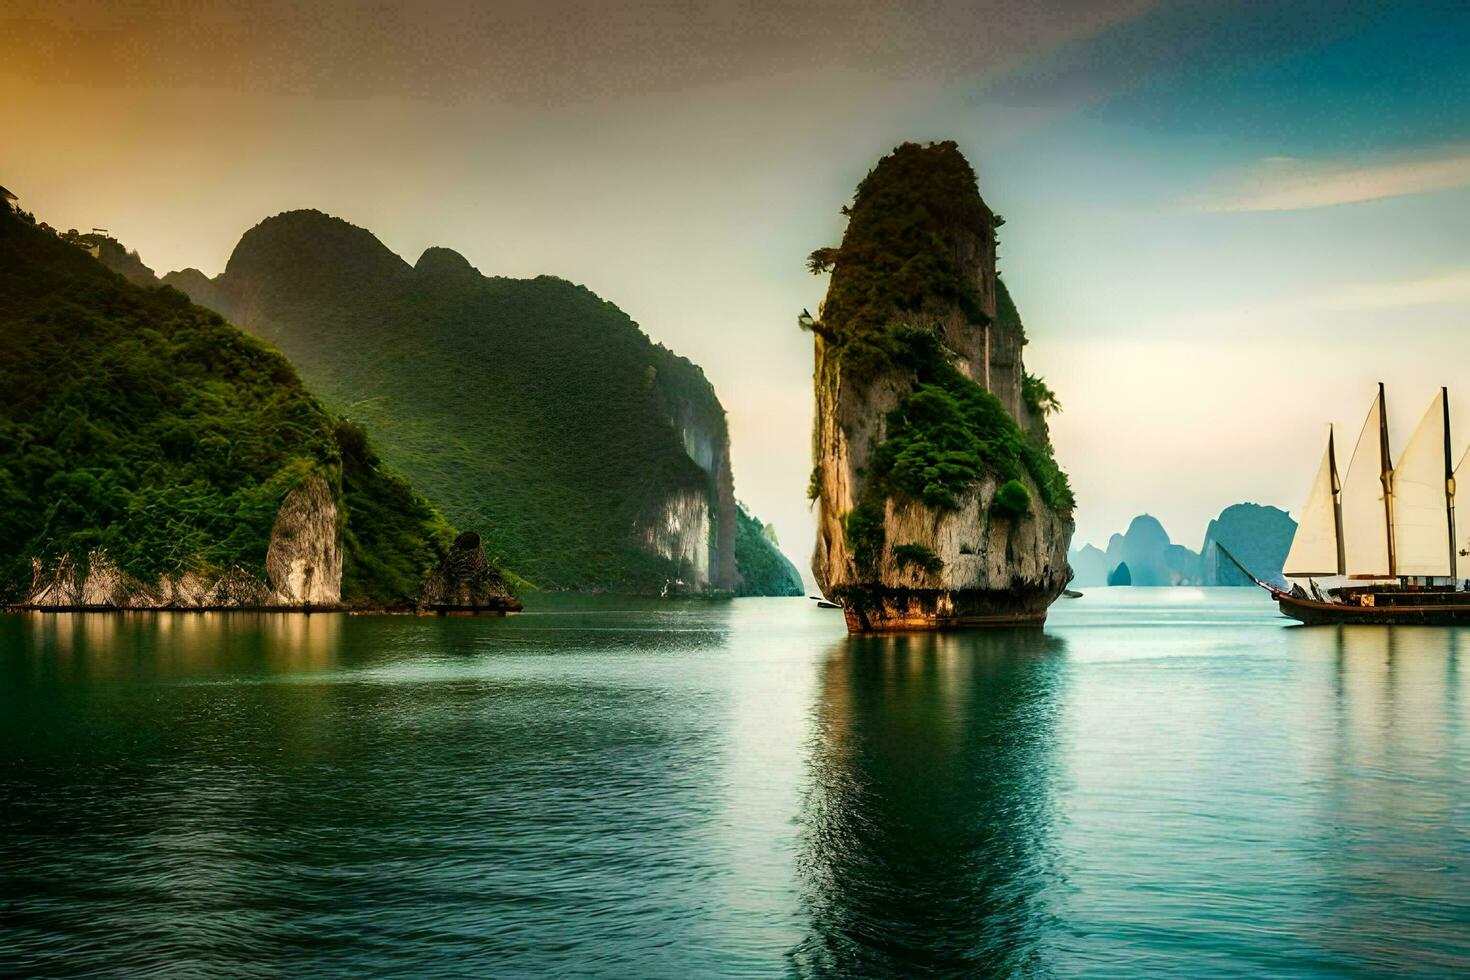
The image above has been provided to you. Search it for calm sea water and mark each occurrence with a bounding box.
[1,589,1467,977]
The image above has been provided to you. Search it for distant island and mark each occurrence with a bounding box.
[1069,504,1296,587]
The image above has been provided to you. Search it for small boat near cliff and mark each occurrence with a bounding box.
[1230,383,1470,624]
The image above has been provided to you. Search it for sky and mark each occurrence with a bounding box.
[6,0,1470,580]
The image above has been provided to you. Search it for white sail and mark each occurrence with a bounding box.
[1341,390,1393,577]
[1392,391,1452,576]
[1284,429,1342,577]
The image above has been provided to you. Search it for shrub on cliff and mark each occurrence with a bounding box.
[991,480,1032,518]
[893,543,943,574]
[1022,372,1061,417]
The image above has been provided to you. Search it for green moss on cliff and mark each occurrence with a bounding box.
[872,329,1073,514]
[893,543,943,574]
[841,501,887,571]
[0,209,454,605]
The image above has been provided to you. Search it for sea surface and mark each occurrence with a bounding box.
[1,589,1467,977]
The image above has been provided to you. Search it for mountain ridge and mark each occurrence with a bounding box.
[161,208,801,594]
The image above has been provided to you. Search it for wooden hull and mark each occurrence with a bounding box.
[1277,592,1470,625]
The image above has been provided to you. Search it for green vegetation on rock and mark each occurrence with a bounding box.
[844,328,1072,554]
[0,208,453,605]
[991,479,1032,518]
[1021,371,1061,417]
[892,543,943,574]
[807,141,991,339]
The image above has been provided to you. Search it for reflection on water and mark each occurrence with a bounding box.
[1303,626,1470,973]
[792,630,1067,976]
[11,610,344,683]
[1,593,1468,976]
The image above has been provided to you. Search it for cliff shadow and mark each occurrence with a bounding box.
[787,628,1069,978]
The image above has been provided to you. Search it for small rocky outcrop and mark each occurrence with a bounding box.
[807,142,1074,632]
[23,552,272,608]
[420,532,523,613]
[26,553,151,608]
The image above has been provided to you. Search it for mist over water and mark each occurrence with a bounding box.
[2,592,1467,976]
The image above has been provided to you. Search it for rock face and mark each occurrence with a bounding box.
[265,476,343,605]
[638,487,713,587]
[26,552,272,609]
[421,532,523,612]
[808,142,1074,631]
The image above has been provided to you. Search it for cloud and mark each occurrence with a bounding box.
[1114,267,1470,343]
[1198,148,1470,212]
[1332,269,1470,309]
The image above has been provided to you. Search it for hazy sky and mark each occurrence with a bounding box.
[7,0,1470,579]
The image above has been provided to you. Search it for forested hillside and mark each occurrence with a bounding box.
[733,505,803,597]
[0,207,462,607]
[166,209,798,592]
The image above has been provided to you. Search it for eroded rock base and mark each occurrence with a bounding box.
[832,585,1058,633]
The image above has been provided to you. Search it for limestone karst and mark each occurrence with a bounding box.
[807,142,1074,631]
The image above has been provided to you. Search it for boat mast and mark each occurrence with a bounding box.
[1445,386,1458,583]
[1329,425,1345,575]
[1379,382,1396,578]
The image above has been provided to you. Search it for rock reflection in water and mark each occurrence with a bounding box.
[791,628,1067,977]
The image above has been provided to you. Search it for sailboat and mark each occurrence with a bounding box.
[1226,383,1470,624]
